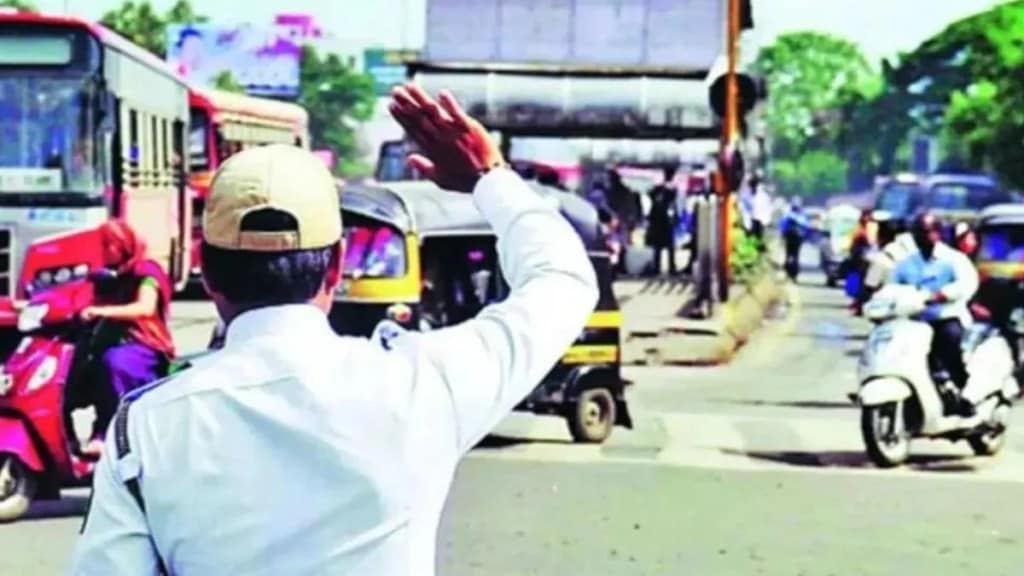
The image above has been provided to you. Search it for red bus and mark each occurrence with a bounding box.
[0,12,192,342]
[187,87,310,277]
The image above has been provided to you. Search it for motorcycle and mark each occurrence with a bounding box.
[856,284,1018,468]
[0,269,119,521]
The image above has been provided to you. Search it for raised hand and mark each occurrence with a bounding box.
[388,83,505,193]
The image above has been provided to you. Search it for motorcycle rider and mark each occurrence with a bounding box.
[861,214,917,306]
[891,210,979,417]
[78,220,176,457]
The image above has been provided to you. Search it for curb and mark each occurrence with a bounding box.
[623,268,785,367]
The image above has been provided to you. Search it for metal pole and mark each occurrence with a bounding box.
[717,0,741,303]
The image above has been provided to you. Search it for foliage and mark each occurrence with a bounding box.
[753,32,879,160]
[99,2,170,57]
[730,225,764,284]
[212,71,245,94]
[770,151,848,198]
[0,0,36,11]
[842,1,1024,188]
[164,0,208,27]
[926,1,1024,188]
[298,46,376,174]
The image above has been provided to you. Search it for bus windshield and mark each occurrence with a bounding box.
[0,74,103,195]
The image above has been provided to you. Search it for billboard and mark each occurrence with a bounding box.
[166,23,302,97]
[425,0,725,71]
[364,49,420,96]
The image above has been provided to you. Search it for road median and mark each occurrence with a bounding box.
[621,267,787,367]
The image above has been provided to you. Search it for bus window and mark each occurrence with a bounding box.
[0,75,102,193]
[189,109,210,171]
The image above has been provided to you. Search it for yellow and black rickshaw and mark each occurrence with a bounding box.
[975,204,1024,371]
[331,179,632,443]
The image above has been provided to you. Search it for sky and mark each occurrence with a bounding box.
[37,0,1007,63]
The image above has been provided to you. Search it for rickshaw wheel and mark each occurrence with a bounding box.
[568,388,616,444]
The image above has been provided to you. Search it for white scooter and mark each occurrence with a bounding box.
[856,284,1018,467]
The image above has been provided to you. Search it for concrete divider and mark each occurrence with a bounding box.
[622,267,786,367]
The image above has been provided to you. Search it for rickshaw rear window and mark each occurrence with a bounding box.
[876,184,919,214]
[931,183,1006,211]
[343,220,406,278]
[978,225,1024,262]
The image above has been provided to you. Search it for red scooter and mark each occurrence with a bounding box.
[0,269,117,521]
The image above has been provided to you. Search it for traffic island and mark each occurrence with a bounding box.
[621,267,787,367]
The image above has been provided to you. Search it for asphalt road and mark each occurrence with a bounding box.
[3,264,1024,575]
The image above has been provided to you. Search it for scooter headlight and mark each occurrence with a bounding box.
[25,355,57,393]
[17,303,48,333]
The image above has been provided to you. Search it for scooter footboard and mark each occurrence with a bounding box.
[859,377,913,406]
[0,416,44,472]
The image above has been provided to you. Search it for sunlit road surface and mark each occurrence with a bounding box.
[3,265,1024,575]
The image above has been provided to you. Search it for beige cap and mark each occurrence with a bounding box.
[203,144,342,251]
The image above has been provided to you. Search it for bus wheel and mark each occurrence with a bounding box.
[567,388,616,444]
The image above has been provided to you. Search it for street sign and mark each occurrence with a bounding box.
[364,48,420,96]
[424,0,725,71]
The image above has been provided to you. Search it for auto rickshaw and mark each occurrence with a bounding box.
[332,179,632,443]
[817,203,861,287]
[974,204,1024,373]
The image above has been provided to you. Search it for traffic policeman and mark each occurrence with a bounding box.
[68,84,598,575]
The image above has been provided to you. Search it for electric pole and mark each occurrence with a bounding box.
[716,0,741,303]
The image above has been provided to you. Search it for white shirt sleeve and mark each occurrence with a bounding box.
[940,247,979,303]
[67,431,162,575]
[394,168,599,454]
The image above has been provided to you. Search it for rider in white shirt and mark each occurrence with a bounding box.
[891,211,979,416]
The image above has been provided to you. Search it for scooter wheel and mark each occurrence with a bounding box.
[968,402,1010,456]
[861,403,911,468]
[0,456,36,522]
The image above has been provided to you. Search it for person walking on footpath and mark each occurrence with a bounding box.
[69,83,598,576]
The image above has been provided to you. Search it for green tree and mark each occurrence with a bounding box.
[99,1,167,57]
[165,0,207,26]
[0,0,36,11]
[798,150,848,197]
[212,71,245,94]
[770,151,848,198]
[930,1,1024,188]
[298,46,376,175]
[753,32,878,159]
[99,0,206,58]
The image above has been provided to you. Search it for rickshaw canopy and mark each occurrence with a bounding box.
[340,179,606,251]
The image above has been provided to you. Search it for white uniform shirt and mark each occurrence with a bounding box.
[68,168,599,576]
